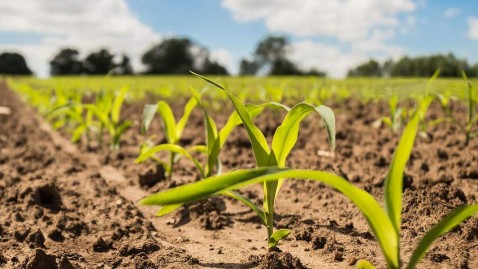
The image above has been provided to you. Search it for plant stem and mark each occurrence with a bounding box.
[168,152,175,178]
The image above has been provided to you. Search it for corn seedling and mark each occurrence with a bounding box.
[457,72,478,145]
[173,72,335,249]
[137,91,289,179]
[138,96,478,268]
[374,95,406,132]
[140,95,199,177]
[84,86,132,151]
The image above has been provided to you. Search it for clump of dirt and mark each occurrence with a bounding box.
[259,248,307,269]
[138,164,166,188]
[23,249,57,269]
[167,197,233,230]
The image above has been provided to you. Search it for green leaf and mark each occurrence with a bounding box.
[384,111,420,238]
[71,125,87,143]
[271,103,335,167]
[356,259,376,269]
[139,167,398,268]
[135,144,205,177]
[190,71,226,91]
[157,101,178,143]
[392,107,403,132]
[223,190,266,226]
[84,104,109,126]
[176,97,198,139]
[406,205,478,269]
[191,72,270,166]
[156,204,182,217]
[141,104,158,134]
[217,102,289,149]
[269,229,291,248]
[111,86,128,124]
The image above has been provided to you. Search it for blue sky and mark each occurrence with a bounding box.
[0,0,477,77]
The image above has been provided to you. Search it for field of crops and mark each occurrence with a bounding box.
[1,74,478,269]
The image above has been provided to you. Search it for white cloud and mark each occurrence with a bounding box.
[468,17,478,40]
[444,8,461,18]
[222,0,415,42]
[210,48,236,74]
[221,0,415,77]
[0,0,160,76]
[289,40,404,78]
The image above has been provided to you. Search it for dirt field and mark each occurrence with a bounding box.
[1,83,477,268]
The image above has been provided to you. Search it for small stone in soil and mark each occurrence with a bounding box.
[58,255,75,269]
[47,228,64,242]
[14,228,31,242]
[26,229,45,248]
[93,237,110,252]
[24,249,57,269]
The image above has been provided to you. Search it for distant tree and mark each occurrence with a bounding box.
[347,59,382,77]
[201,59,228,75]
[239,35,312,76]
[302,68,326,77]
[50,48,83,76]
[142,38,194,74]
[348,53,472,78]
[239,59,259,75]
[0,52,32,75]
[269,58,301,75]
[142,37,228,75]
[254,36,288,67]
[390,53,468,77]
[113,54,133,75]
[83,49,115,75]
[469,63,478,77]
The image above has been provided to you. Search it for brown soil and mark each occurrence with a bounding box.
[1,82,478,269]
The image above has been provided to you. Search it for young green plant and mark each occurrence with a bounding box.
[139,97,478,268]
[84,86,132,151]
[185,72,335,249]
[140,95,199,177]
[458,72,478,145]
[137,91,289,179]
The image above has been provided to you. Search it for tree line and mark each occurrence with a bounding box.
[1,35,477,77]
[347,53,478,77]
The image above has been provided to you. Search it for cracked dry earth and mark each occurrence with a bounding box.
[1,82,478,268]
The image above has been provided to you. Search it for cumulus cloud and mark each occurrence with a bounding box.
[221,0,415,77]
[222,0,415,41]
[289,40,404,78]
[0,0,160,76]
[444,8,461,18]
[468,17,478,40]
[210,48,236,74]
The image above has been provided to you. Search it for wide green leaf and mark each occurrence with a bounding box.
[269,229,291,248]
[141,104,158,134]
[157,101,178,143]
[271,103,335,167]
[156,204,182,217]
[139,167,399,268]
[356,260,376,269]
[406,205,478,269]
[384,111,419,237]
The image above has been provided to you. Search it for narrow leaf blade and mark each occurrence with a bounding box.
[406,205,478,269]
[141,104,158,134]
